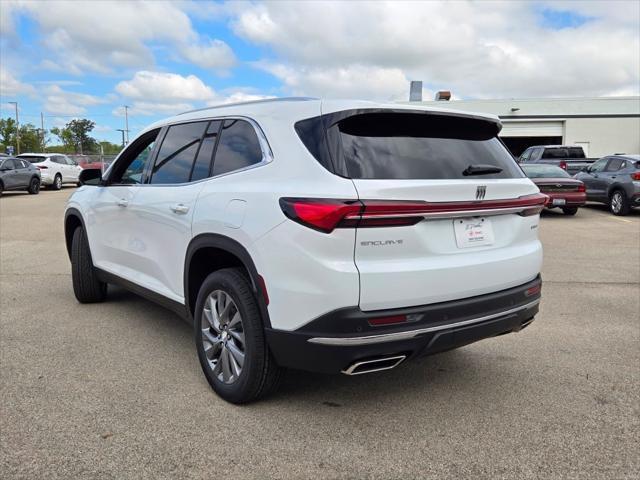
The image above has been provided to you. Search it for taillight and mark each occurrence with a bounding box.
[577,183,586,192]
[558,161,567,170]
[631,172,640,181]
[280,193,548,233]
[37,165,48,169]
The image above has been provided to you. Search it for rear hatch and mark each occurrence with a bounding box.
[327,110,544,311]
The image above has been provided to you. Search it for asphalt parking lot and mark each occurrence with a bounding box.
[1,188,638,479]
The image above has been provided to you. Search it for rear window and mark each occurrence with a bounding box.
[521,164,570,178]
[541,147,585,159]
[18,155,46,163]
[333,113,522,180]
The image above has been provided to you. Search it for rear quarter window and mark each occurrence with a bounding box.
[322,112,523,180]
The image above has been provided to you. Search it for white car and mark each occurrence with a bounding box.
[65,98,545,403]
[18,153,82,190]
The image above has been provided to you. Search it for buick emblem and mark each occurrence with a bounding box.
[476,185,487,200]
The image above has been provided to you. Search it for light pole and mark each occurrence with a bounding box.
[123,105,130,144]
[8,101,19,154]
[116,129,126,148]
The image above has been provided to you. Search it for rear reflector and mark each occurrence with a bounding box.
[525,284,542,297]
[257,274,269,306]
[280,193,548,233]
[368,315,407,326]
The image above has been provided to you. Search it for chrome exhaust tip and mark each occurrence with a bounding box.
[341,355,407,375]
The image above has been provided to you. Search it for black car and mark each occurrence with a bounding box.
[0,157,41,195]
[574,155,640,216]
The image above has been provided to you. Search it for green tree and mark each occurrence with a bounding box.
[99,141,123,155]
[0,118,44,153]
[51,119,98,154]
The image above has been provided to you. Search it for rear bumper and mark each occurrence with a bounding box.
[266,276,541,374]
[543,191,586,207]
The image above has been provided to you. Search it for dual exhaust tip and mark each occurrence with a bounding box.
[341,354,407,375]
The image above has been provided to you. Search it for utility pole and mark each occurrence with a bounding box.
[116,129,126,148]
[123,105,130,144]
[9,101,19,154]
[40,112,45,151]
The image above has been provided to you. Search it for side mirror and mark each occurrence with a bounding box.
[78,168,102,186]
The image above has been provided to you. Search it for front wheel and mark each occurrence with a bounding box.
[28,177,40,194]
[562,207,578,216]
[609,190,630,216]
[52,174,62,190]
[71,227,107,303]
[195,268,283,403]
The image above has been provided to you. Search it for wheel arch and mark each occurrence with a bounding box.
[64,208,86,260]
[184,234,271,327]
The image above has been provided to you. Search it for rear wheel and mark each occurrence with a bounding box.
[562,207,578,216]
[0,181,3,196]
[195,268,283,403]
[71,227,107,303]
[28,177,40,194]
[609,190,630,216]
[52,174,62,190]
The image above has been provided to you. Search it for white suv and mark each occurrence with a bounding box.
[18,153,82,189]
[65,99,544,403]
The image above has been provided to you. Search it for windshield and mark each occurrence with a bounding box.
[18,155,47,163]
[522,164,571,178]
[332,113,523,180]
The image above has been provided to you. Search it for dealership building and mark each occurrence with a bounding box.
[405,95,640,158]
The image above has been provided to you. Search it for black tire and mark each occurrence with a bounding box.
[52,174,62,190]
[562,207,578,216]
[0,180,3,196]
[195,268,283,404]
[609,189,630,216]
[71,227,107,303]
[28,177,40,194]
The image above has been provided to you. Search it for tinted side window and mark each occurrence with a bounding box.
[109,129,159,185]
[190,121,221,182]
[605,158,624,172]
[212,120,263,176]
[519,149,531,162]
[590,158,608,172]
[151,122,207,184]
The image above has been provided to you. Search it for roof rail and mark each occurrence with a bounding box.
[177,97,318,116]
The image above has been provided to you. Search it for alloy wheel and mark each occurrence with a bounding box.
[201,290,246,384]
[611,192,622,213]
[55,176,62,189]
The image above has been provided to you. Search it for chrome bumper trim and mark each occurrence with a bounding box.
[307,299,540,346]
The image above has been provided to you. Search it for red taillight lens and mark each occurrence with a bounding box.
[577,182,586,192]
[279,198,362,233]
[368,315,407,326]
[631,172,640,181]
[525,284,542,297]
[280,193,549,233]
[558,161,567,170]
[37,165,48,169]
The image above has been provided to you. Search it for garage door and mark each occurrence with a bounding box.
[500,121,564,137]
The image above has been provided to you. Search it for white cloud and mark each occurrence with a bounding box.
[0,68,36,98]
[43,85,106,115]
[115,71,216,102]
[7,1,236,75]
[232,1,640,99]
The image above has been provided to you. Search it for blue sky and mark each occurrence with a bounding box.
[1,1,638,145]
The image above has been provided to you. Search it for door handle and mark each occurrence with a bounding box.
[170,203,189,214]
[611,176,616,179]
[116,199,128,207]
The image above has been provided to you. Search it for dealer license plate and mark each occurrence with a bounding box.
[453,217,495,249]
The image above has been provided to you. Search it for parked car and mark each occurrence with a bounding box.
[17,153,82,190]
[574,154,640,215]
[520,164,586,215]
[71,155,109,173]
[0,157,41,195]
[518,145,596,175]
[65,98,544,403]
